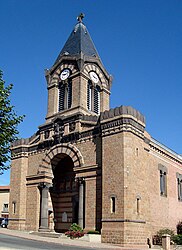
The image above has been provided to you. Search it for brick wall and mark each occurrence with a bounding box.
[148,147,182,236]
[26,185,40,231]
[9,155,28,230]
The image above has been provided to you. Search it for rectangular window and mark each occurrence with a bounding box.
[87,81,92,111]
[3,203,8,212]
[177,173,182,201]
[12,202,16,214]
[158,164,168,197]
[137,197,140,214]
[111,196,116,213]
[160,170,167,196]
[67,81,72,109]
[59,84,65,111]
[93,87,100,114]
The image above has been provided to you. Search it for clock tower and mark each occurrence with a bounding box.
[45,14,112,123]
[10,13,182,247]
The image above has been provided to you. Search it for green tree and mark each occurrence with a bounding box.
[0,70,24,174]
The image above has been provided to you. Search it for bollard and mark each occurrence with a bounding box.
[162,234,170,250]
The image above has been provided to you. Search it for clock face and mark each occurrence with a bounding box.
[89,71,99,83]
[60,69,70,81]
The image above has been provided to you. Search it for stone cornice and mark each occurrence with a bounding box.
[102,219,146,224]
[26,173,53,186]
[150,138,182,165]
[74,164,99,173]
[100,106,145,125]
[11,111,146,158]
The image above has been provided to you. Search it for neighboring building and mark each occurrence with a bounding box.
[0,186,10,218]
[9,15,182,246]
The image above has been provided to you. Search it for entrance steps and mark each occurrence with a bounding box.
[30,231,61,238]
[30,231,101,242]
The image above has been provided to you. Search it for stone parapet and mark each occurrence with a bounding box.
[100,105,145,124]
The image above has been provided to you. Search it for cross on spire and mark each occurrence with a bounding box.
[77,13,85,23]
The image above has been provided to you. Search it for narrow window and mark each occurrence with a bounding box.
[58,80,72,111]
[59,83,65,111]
[67,81,72,109]
[178,178,181,200]
[111,196,116,213]
[93,85,100,114]
[177,173,182,201]
[180,180,182,200]
[158,164,167,197]
[137,198,140,214]
[136,195,141,214]
[87,81,92,111]
[160,170,167,196]
[12,202,16,214]
[136,148,139,156]
[87,81,101,114]
[97,86,100,114]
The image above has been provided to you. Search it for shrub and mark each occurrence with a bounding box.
[87,230,100,234]
[173,235,182,245]
[65,223,84,239]
[65,230,84,239]
[177,221,182,235]
[69,223,83,232]
[154,228,175,245]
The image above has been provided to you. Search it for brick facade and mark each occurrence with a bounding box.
[0,186,10,218]
[9,17,182,247]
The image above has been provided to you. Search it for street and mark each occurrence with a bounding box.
[0,234,100,250]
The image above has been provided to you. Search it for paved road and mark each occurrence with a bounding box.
[0,234,100,250]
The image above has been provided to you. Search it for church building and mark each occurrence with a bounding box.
[9,15,182,246]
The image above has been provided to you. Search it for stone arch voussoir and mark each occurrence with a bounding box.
[41,143,84,171]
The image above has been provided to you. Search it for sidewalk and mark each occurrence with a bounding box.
[0,227,127,249]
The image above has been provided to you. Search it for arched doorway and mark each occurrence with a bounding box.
[49,153,79,233]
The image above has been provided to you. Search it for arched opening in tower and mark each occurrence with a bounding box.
[50,153,79,233]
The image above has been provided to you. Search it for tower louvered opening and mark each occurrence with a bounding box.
[93,85,100,114]
[87,81,100,115]
[58,80,72,112]
[68,81,72,109]
[87,81,92,111]
[59,83,65,111]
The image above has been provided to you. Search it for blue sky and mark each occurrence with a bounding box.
[0,0,182,185]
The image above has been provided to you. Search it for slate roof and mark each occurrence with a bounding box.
[54,21,100,65]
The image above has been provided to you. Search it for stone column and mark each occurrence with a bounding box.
[78,178,84,228]
[162,234,171,250]
[39,183,50,232]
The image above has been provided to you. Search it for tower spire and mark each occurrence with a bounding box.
[54,14,101,65]
[46,15,112,121]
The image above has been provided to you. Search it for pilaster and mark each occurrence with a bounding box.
[9,152,28,230]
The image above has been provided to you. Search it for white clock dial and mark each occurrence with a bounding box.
[89,71,99,83]
[60,69,70,81]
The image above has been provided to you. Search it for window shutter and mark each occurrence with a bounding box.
[163,172,166,195]
[59,84,65,111]
[180,180,182,200]
[68,81,72,109]
[160,170,164,195]
[94,86,100,114]
[87,81,92,110]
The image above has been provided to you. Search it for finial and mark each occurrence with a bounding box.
[77,13,85,23]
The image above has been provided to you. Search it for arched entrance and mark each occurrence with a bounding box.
[39,144,84,232]
[50,153,79,233]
